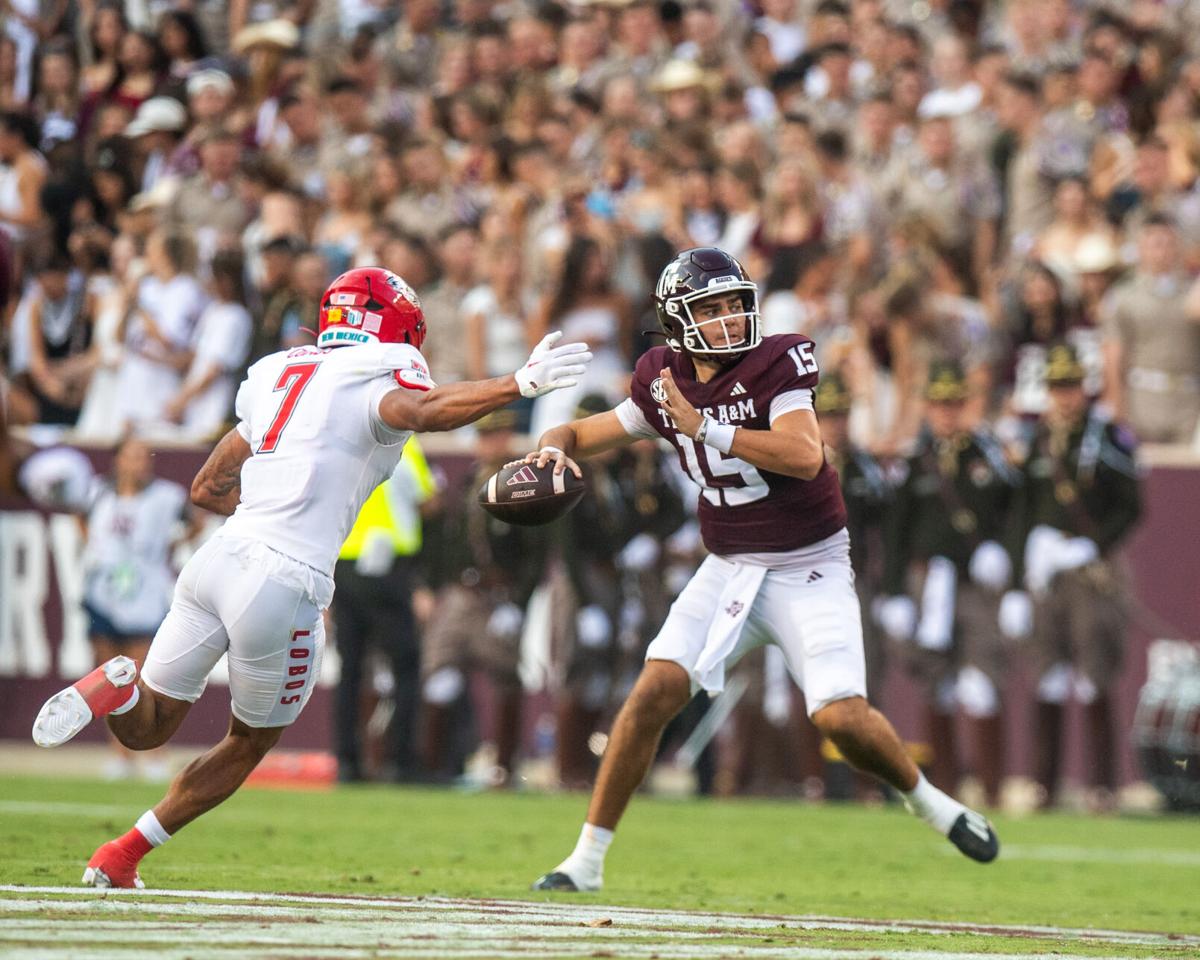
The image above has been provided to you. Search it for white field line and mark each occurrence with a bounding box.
[996,844,1200,867]
[0,800,138,817]
[1,887,1196,948]
[0,903,1182,960]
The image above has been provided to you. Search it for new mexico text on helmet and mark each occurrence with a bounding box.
[317,267,427,350]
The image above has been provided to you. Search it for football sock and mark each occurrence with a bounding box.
[902,772,966,835]
[116,810,171,862]
[109,685,140,716]
[555,823,613,886]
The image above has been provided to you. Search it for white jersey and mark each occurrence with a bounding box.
[219,342,433,577]
[83,478,188,632]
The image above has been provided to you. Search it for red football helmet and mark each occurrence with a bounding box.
[317,267,426,350]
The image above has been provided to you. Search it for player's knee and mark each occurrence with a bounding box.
[811,696,869,744]
[628,664,690,727]
[112,725,170,751]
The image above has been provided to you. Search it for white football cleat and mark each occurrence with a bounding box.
[33,656,139,748]
[82,864,145,890]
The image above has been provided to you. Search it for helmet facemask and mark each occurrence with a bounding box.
[665,282,762,360]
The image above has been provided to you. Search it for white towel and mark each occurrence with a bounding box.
[916,556,957,652]
[693,561,768,693]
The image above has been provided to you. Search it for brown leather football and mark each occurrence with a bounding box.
[478,461,586,526]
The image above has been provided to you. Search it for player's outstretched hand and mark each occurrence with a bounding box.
[505,445,583,479]
[657,367,702,437]
[515,331,593,398]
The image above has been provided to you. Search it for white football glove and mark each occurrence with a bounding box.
[969,540,1012,591]
[998,589,1034,641]
[576,604,613,649]
[876,595,918,642]
[617,532,659,572]
[514,331,593,398]
[486,602,524,641]
[1057,536,1099,572]
[1023,525,1068,593]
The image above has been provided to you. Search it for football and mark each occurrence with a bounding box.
[477,460,585,526]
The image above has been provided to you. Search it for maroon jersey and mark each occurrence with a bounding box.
[627,335,847,555]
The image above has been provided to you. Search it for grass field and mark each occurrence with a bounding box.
[2,773,1199,959]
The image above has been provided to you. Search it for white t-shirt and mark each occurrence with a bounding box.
[182,300,253,439]
[460,284,530,377]
[83,478,188,633]
[219,342,433,575]
[117,274,209,425]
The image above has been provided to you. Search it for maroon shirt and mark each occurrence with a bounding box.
[629,335,847,556]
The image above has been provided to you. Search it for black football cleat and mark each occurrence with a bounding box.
[531,871,582,891]
[948,810,999,863]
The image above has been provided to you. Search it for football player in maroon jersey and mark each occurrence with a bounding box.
[515,248,998,892]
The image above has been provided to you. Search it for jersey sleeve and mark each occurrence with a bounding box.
[626,347,670,437]
[378,343,437,392]
[614,397,659,439]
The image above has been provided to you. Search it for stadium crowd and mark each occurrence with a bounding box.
[2,0,1197,808]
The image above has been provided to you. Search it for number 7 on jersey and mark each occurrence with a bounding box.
[258,362,319,454]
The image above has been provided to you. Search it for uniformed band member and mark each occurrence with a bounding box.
[816,373,890,700]
[814,372,892,799]
[555,394,690,789]
[419,409,553,785]
[1006,343,1142,810]
[879,360,1020,806]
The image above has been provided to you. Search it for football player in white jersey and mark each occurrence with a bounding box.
[31,266,592,889]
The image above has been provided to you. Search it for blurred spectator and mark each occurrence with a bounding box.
[76,232,137,440]
[125,96,188,193]
[163,130,250,276]
[1101,216,1200,443]
[114,229,207,430]
[419,223,478,384]
[164,248,252,440]
[882,113,1001,292]
[462,238,532,384]
[81,435,194,781]
[0,110,47,267]
[1033,177,1119,281]
[314,169,371,276]
[33,37,79,155]
[20,250,89,425]
[156,10,208,85]
[169,69,236,178]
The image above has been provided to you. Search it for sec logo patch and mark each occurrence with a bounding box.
[651,378,667,403]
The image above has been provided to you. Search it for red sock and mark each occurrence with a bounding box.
[112,827,153,864]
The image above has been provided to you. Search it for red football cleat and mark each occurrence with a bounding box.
[32,656,139,748]
[82,836,148,889]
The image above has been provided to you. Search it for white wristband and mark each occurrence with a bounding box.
[539,445,564,457]
[696,417,736,454]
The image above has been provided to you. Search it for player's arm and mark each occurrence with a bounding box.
[190,427,252,516]
[379,374,523,433]
[379,332,592,434]
[657,368,824,480]
[523,411,637,478]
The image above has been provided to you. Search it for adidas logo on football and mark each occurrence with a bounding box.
[730,382,747,396]
[507,466,539,486]
[806,570,823,583]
